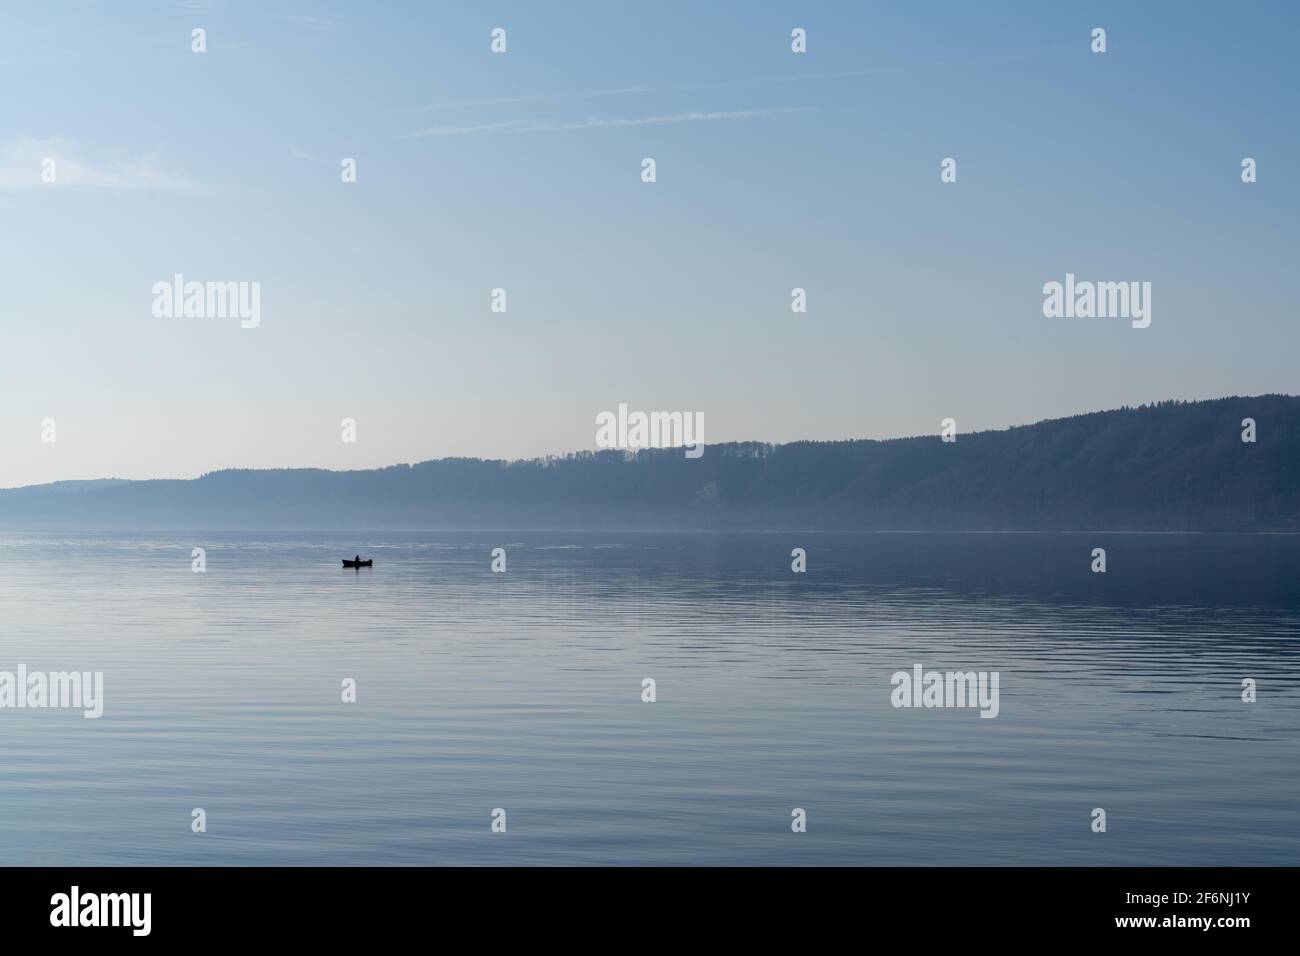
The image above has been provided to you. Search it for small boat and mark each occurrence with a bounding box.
[342,558,373,568]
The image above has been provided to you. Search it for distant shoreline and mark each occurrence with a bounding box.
[2,396,1297,533]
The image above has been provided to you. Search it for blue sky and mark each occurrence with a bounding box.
[1,1,1296,486]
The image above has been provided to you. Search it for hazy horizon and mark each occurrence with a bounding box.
[1,390,1288,490]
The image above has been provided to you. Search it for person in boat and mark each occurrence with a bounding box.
[354,554,361,564]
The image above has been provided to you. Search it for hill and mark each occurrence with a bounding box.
[0,396,1295,531]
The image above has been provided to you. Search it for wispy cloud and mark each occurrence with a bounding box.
[404,50,1059,115]
[404,72,873,114]
[278,14,335,31]
[0,138,203,191]
[405,87,654,114]
[405,108,801,139]
[290,147,336,164]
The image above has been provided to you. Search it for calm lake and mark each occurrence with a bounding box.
[0,531,1296,865]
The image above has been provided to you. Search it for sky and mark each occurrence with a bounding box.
[0,0,1296,487]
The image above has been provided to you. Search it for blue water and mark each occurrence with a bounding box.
[0,531,1296,865]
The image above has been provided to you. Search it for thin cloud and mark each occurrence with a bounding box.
[0,138,203,191]
[406,74,867,114]
[405,108,802,139]
[290,147,336,164]
[278,14,336,31]
[404,50,1059,114]
[405,86,659,114]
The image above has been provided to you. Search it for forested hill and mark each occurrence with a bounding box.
[1,396,1296,531]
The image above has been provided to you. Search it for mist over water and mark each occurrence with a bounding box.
[1,531,1296,865]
